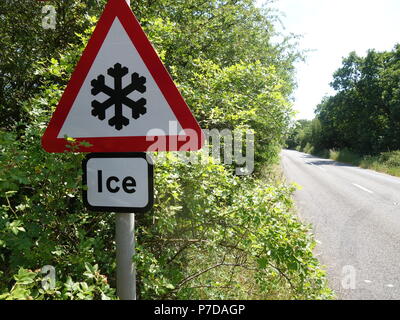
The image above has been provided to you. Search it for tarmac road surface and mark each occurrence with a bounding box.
[281,149,400,300]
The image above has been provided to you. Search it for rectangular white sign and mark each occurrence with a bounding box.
[82,153,153,212]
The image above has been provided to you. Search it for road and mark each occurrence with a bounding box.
[281,149,400,300]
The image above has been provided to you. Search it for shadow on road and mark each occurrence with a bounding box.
[300,154,356,168]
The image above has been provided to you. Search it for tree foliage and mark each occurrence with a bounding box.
[288,45,400,156]
[0,0,106,128]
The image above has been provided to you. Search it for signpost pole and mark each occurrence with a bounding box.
[116,212,136,300]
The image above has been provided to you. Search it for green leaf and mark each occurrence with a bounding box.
[13,268,36,285]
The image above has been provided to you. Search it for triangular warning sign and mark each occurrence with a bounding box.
[42,0,204,153]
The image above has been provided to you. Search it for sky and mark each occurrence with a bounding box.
[257,0,400,119]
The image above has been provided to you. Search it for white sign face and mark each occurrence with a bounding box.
[59,18,184,139]
[83,153,153,212]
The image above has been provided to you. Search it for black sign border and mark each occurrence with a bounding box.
[82,152,154,213]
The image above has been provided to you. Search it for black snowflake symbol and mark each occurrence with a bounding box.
[91,63,147,130]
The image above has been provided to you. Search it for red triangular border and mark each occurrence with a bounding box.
[42,0,204,153]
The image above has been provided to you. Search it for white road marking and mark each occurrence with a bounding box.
[352,183,374,194]
[386,284,394,288]
[364,280,372,284]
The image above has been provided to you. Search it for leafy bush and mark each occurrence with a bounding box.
[0,265,115,300]
[360,151,400,177]
[378,151,400,167]
[135,153,332,299]
[303,143,314,155]
[0,126,332,299]
[329,148,361,165]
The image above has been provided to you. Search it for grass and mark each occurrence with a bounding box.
[305,147,400,178]
[360,151,400,177]
[328,148,362,165]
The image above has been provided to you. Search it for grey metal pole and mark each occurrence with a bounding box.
[116,213,136,300]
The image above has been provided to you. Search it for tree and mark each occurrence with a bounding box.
[302,45,400,155]
[0,0,106,128]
